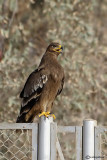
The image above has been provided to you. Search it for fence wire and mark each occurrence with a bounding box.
[0,123,106,160]
[0,129,32,160]
[57,132,76,160]
[101,131,107,159]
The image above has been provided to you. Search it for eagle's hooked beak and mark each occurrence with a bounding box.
[59,45,63,50]
[54,45,63,53]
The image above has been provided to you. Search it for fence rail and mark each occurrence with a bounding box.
[0,119,107,160]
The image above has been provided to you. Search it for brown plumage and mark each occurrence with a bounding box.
[16,42,64,123]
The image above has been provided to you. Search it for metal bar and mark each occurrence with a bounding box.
[50,122,57,160]
[32,123,38,160]
[83,119,97,160]
[0,123,36,129]
[56,137,65,160]
[76,126,82,160]
[38,116,53,160]
[96,126,107,132]
[57,126,75,133]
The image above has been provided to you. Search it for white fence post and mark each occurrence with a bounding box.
[38,116,53,160]
[83,119,97,160]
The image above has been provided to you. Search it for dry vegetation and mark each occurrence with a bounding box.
[0,0,107,125]
[0,0,107,159]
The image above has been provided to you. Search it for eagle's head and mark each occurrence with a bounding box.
[47,42,63,55]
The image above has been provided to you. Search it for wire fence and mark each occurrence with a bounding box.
[0,129,32,160]
[0,120,106,160]
[101,130,107,158]
[57,126,82,160]
[95,126,107,160]
[0,123,37,160]
[57,132,76,159]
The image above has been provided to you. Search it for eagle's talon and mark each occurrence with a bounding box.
[39,112,50,118]
[51,114,56,119]
[39,112,56,119]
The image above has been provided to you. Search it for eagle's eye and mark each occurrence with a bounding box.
[51,45,56,48]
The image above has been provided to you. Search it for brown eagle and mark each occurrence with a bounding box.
[16,42,64,123]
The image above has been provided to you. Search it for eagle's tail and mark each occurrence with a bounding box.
[16,113,30,123]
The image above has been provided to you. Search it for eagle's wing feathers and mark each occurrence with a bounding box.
[20,69,48,99]
[17,68,48,119]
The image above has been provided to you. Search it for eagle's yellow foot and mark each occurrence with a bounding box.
[39,112,50,118]
[39,112,56,119]
[50,114,56,119]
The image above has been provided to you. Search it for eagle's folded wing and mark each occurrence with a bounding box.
[20,69,48,98]
[19,68,48,116]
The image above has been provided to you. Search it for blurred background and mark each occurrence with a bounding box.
[0,0,107,159]
[0,0,107,125]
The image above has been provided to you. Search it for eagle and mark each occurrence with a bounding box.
[16,42,64,123]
